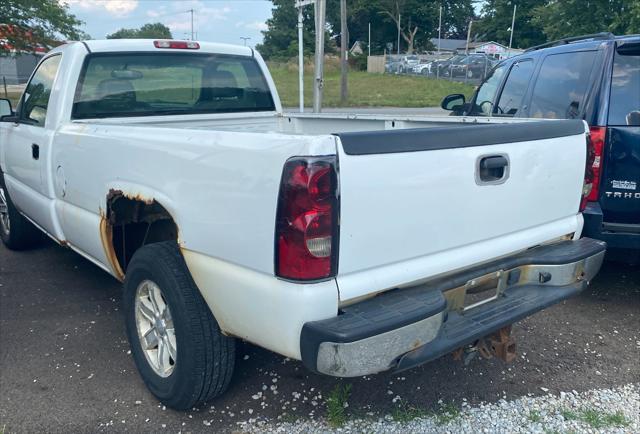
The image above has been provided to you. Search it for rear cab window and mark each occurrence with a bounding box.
[72,53,275,119]
[528,51,597,119]
[608,42,640,126]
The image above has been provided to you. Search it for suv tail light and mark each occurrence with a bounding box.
[275,157,339,281]
[581,126,606,211]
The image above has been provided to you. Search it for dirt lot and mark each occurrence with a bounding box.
[0,240,638,433]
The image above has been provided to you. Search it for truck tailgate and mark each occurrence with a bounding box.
[334,120,587,302]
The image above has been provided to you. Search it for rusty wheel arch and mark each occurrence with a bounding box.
[100,189,179,281]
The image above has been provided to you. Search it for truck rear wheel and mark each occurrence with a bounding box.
[0,174,42,250]
[123,241,235,410]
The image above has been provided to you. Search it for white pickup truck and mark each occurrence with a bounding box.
[0,39,606,410]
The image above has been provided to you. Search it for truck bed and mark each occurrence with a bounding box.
[77,112,540,136]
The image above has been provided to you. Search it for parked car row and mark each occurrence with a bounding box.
[386,53,500,82]
[441,32,640,255]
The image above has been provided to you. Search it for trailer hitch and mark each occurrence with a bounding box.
[452,325,517,365]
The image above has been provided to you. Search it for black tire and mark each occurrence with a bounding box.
[0,171,43,250]
[123,241,235,410]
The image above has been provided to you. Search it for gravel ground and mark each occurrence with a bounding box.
[240,384,640,433]
[1,242,638,433]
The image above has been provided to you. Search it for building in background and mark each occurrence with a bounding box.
[429,38,524,59]
[0,24,51,84]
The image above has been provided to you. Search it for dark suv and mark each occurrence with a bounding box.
[442,33,640,256]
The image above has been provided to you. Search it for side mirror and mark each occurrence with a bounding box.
[441,93,466,111]
[0,98,13,119]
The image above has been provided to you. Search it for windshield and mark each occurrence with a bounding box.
[73,53,275,119]
[461,56,482,64]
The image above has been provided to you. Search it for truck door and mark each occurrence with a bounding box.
[3,54,61,237]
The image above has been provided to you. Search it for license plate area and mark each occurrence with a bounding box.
[443,270,508,312]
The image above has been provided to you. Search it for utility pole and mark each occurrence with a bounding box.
[397,13,401,55]
[465,19,473,54]
[508,4,517,58]
[313,0,326,112]
[240,37,251,46]
[340,0,348,105]
[437,6,442,56]
[189,8,194,40]
[368,22,371,57]
[298,6,305,113]
[295,0,315,113]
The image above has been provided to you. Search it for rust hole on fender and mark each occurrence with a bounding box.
[100,189,178,280]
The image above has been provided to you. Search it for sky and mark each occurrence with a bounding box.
[61,0,275,46]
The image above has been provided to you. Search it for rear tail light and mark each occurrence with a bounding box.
[580,126,606,211]
[153,40,200,49]
[275,157,339,281]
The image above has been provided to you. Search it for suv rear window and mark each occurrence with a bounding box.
[73,53,275,119]
[529,51,596,119]
[608,45,640,126]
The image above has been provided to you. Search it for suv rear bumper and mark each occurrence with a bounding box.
[300,238,606,377]
[583,202,640,250]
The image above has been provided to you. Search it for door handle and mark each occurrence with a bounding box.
[476,154,510,184]
[480,155,508,170]
[32,143,39,160]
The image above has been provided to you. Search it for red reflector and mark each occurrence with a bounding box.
[153,40,200,49]
[275,157,339,281]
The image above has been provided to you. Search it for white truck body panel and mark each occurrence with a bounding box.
[335,134,586,301]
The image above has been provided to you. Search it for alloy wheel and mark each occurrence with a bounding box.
[135,280,177,377]
[0,187,10,236]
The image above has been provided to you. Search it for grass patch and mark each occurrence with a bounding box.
[2,91,21,108]
[268,64,474,108]
[560,408,578,421]
[580,409,629,429]
[434,402,461,426]
[528,410,542,423]
[391,402,429,423]
[326,383,352,428]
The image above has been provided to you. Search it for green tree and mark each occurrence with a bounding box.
[325,0,472,55]
[259,0,474,58]
[106,23,172,39]
[256,0,336,60]
[440,0,476,40]
[474,0,547,48]
[533,0,640,41]
[256,0,315,59]
[0,0,83,54]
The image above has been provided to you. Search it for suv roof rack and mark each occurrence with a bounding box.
[525,32,615,52]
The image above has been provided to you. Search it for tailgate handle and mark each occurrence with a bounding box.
[477,155,509,185]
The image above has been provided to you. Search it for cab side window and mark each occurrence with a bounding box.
[494,60,534,117]
[528,51,596,119]
[18,55,61,127]
[470,64,507,116]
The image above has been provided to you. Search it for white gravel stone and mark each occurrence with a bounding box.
[239,384,639,434]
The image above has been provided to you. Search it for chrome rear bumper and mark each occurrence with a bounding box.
[300,238,606,377]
